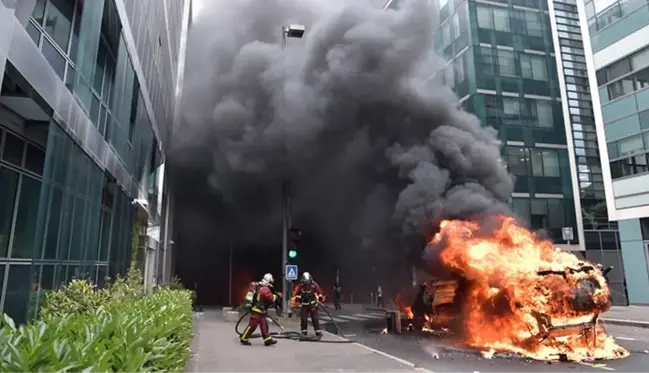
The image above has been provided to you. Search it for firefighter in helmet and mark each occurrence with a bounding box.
[293,272,324,338]
[240,273,282,346]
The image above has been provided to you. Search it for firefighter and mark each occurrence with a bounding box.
[294,272,323,338]
[240,273,282,346]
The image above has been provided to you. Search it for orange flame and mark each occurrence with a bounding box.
[430,216,629,362]
[395,293,414,319]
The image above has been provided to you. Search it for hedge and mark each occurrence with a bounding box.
[0,271,194,372]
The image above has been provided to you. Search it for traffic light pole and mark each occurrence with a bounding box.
[281,180,292,314]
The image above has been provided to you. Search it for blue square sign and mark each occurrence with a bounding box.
[285,264,298,280]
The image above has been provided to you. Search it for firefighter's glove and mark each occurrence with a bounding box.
[318,295,324,302]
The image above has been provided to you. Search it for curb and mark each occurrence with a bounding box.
[601,318,649,329]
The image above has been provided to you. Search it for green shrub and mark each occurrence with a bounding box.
[1,269,194,372]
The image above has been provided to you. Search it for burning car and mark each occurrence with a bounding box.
[401,215,629,362]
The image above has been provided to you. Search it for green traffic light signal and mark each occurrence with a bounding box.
[288,250,297,259]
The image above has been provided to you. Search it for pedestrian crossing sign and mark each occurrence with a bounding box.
[286,264,298,280]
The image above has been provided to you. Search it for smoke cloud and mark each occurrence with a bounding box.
[172,0,515,274]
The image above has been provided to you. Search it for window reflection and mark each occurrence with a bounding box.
[44,0,75,52]
[10,176,42,259]
[0,168,19,258]
[41,37,66,80]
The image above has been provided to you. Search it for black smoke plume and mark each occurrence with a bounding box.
[171,0,515,285]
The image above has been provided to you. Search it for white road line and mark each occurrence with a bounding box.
[321,330,433,372]
[338,315,369,321]
[353,342,434,372]
[614,336,636,341]
[317,317,348,323]
[353,314,382,319]
[577,361,615,371]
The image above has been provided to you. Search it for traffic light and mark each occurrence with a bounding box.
[289,228,302,240]
[288,228,301,260]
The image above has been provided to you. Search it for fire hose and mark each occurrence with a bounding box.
[235,303,355,343]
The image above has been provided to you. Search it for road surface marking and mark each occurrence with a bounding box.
[314,317,349,324]
[369,312,386,317]
[338,315,369,321]
[614,336,636,341]
[353,342,434,372]
[577,362,615,371]
[354,314,384,319]
[321,331,434,372]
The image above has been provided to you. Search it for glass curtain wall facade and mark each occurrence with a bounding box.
[547,0,627,305]
[384,0,632,304]
[578,0,649,304]
[386,0,581,247]
[0,0,186,323]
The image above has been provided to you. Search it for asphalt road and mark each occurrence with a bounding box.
[319,309,649,372]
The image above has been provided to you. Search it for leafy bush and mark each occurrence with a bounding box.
[0,271,194,372]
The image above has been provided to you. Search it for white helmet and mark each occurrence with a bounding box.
[301,272,312,283]
[261,273,274,286]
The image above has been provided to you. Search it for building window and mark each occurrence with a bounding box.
[505,146,528,175]
[525,11,543,37]
[493,8,510,31]
[521,54,548,80]
[477,5,494,29]
[43,0,75,52]
[535,100,553,128]
[607,77,634,100]
[479,47,496,75]
[27,0,81,90]
[0,168,19,258]
[610,154,649,179]
[617,135,644,157]
[497,50,516,76]
[530,149,560,177]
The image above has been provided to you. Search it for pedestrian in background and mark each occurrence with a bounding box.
[376,286,384,308]
[333,283,342,310]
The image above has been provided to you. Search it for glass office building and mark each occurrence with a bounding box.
[578,0,649,304]
[0,0,189,323]
[384,0,630,304]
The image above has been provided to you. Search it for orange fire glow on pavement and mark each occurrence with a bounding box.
[428,216,629,362]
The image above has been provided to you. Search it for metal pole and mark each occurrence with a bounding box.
[281,182,288,314]
[281,27,287,50]
[229,239,233,306]
[280,26,289,313]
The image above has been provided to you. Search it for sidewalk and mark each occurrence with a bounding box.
[188,309,427,372]
[601,305,649,329]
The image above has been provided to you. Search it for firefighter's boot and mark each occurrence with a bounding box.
[264,338,277,346]
[315,330,323,340]
[240,339,251,346]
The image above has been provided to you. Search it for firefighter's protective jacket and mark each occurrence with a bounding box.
[251,284,279,314]
[294,281,323,306]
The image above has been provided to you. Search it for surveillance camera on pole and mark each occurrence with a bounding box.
[284,24,305,38]
[281,24,306,50]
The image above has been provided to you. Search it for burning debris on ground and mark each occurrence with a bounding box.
[394,215,629,363]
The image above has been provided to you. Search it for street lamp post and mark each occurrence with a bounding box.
[280,24,305,314]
